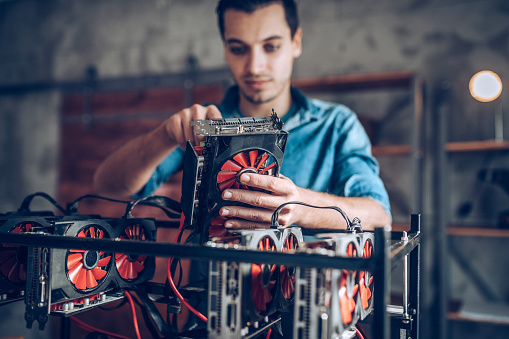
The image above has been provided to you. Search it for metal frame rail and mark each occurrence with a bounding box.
[1,215,421,339]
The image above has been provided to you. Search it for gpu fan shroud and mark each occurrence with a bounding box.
[181,113,289,241]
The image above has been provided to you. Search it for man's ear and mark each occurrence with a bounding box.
[292,27,303,58]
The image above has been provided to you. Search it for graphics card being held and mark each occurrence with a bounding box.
[181,111,289,242]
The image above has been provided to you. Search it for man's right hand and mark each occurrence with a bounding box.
[164,104,222,150]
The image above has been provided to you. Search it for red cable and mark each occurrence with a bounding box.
[266,328,272,339]
[70,316,131,339]
[125,291,141,339]
[356,326,365,339]
[166,213,208,322]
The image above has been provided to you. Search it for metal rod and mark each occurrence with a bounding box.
[1,232,374,271]
[402,231,409,317]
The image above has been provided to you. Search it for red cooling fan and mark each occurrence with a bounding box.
[217,150,276,192]
[67,226,111,290]
[360,239,373,310]
[0,223,33,286]
[338,242,358,324]
[115,224,148,280]
[251,236,278,313]
[208,215,228,238]
[280,233,298,301]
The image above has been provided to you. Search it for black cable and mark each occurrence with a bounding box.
[18,192,66,215]
[124,195,181,219]
[270,201,362,232]
[66,194,132,215]
[133,286,174,338]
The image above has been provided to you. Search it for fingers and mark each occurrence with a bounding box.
[219,205,272,230]
[235,173,293,195]
[165,104,223,149]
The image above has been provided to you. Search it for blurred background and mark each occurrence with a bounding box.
[1,0,508,338]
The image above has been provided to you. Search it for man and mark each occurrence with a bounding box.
[93,0,391,231]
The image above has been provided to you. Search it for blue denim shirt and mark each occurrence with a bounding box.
[137,86,391,219]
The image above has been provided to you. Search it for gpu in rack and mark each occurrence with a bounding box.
[181,112,289,242]
[207,228,303,338]
[0,212,56,305]
[24,216,156,329]
[293,233,364,339]
[207,230,281,339]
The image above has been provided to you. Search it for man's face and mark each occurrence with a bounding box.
[222,4,302,105]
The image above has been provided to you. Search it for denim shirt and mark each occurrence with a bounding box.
[137,86,391,219]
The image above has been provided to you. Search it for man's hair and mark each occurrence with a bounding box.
[216,0,299,39]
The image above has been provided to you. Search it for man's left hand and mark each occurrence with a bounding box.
[218,173,301,229]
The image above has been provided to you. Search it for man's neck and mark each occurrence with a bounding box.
[238,87,292,118]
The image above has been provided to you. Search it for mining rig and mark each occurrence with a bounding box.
[0,113,421,339]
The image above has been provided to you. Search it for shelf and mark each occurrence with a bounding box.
[292,70,414,93]
[448,312,509,326]
[372,145,412,156]
[447,226,509,238]
[445,140,509,152]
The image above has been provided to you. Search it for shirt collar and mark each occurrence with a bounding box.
[219,85,318,131]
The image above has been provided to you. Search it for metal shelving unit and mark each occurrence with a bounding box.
[1,214,421,339]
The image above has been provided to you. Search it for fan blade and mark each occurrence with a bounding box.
[74,268,87,290]
[97,256,111,267]
[91,267,107,281]
[78,230,86,237]
[217,171,237,184]
[281,268,295,300]
[233,152,250,168]
[18,264,26,282]
[255,153,270,170]
[218,177,236,191]
[209,224,227,237]
[249,150,258,167]
[68,262,84,285]
[259,162,276,174]
[90,227,96,238]
[7,262,21,283]
[339,286,354,324]
[67,253,83,270]
[117,256,129,278]
[86,269,98,289]
[221,159,243,172]
[132,260,145,274]
[360,274,373,309]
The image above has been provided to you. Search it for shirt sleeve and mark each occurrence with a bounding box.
[331,109,392,220]
[133,147,185,198]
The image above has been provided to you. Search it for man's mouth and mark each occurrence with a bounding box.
[244,78,271,89]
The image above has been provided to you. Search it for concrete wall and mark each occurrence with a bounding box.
[1,0,509,338]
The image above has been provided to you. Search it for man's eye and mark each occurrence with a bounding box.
[230,46,247,55]
[264,44,280,52]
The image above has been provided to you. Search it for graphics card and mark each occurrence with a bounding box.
[293,233,363,339]
[23,216,157,329]
[181,112,289,242]
[0,212,56,305]
[207,227,303,338]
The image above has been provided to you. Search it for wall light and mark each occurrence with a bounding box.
[469,70,502,102]
[469,70,504,141]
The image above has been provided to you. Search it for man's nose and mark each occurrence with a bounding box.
[246,47,267,74]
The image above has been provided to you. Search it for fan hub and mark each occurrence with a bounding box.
[236,167,257,183]
[83,250,99,270]
[261,263,272,287]
[127,254,139,262]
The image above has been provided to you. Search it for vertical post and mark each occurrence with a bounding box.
[435,81,451,339]
[409,214,421,339]
[60,316,71,339]
[373,226,390,339]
